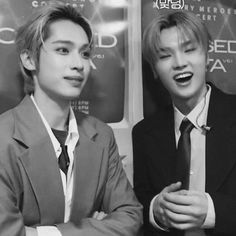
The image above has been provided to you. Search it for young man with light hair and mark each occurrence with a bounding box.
[133,10,236,236]
[0,1,142,235]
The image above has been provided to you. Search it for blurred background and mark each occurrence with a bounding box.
[0,0,235,184]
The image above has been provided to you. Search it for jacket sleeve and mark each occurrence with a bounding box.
[207,191,236,235]
[132,124,160,236]
[57,127,143,236]
[0,162,25,236]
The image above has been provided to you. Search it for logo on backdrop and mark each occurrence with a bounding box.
[153,0,185,10]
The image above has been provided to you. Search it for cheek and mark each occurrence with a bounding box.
[39,54,58,73]
[155,62,171,81]
[155,59,171,71]
[193,52,207,67]
[195,58,207,74]
[84,60,91,74]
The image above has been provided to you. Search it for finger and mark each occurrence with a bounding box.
[157,210,171,229]
[97,212,107,220]
[162,200,192,215]
[164,208,193,223]
[92,211,98,219]
[153,197,171,228]
[93,211,107,220]
[158,183,182,209]
[169,221,195,231]
[163,192,192,205]
[161,216,171,229]
[164,182,182,193]
[175,189,188,195]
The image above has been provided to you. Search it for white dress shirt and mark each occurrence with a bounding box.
[30,95,79,236]
[149,85,215,235]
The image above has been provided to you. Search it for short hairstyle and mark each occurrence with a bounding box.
[142,11,211,77]
[15,0,93,94]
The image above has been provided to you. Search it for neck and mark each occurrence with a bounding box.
[173,85,208,115]
[174,99,195,115]
[33,92,70,131]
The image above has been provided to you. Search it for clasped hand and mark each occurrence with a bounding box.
[153,182,208,231]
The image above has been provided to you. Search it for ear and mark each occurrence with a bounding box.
[206,53,210,65]
[20,50,36,71]
[152,66,158,80]
[206,53,210,72]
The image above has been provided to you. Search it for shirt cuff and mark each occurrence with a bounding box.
[201,193,215,229]
[37,226,62,236]
[149,194,169,231]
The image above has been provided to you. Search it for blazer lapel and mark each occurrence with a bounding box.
[70,114,104,221]
[13,96,65,224]
[206,85,236,192]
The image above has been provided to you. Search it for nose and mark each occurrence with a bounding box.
[172,52,187,70]
[70,53,84,71]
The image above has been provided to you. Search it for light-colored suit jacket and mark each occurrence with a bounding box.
[0,95,142,236]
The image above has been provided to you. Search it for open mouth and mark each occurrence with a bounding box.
[174,72,193,83]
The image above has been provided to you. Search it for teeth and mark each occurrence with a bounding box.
[175,72,192,80]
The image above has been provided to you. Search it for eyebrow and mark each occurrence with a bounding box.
[181,40,196,47]
[51,40,90,49]
[159,39,196,52]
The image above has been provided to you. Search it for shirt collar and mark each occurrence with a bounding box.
[66,106,79,146]
[30,94,79,154]
[174,84,211,134]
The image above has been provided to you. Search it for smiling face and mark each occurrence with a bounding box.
[32,19,91,104]
[155,26,208,113]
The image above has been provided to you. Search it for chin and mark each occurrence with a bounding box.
[58,93,80,102]
[67,94,81,100]
[64,89,82,99]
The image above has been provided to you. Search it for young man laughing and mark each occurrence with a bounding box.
[133,10,236,236]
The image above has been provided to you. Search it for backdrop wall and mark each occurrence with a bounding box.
[142,0,236,117]
[0,0,143,184]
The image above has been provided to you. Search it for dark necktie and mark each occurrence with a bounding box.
[176,118,194,190]
[59,145,70,175]
[51,128,70,176]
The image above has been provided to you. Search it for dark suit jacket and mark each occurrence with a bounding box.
[0,95,142,236]
[133,84,236,236]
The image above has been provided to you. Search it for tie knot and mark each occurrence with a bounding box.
[61,144,68,153]
[179,118,194,134]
